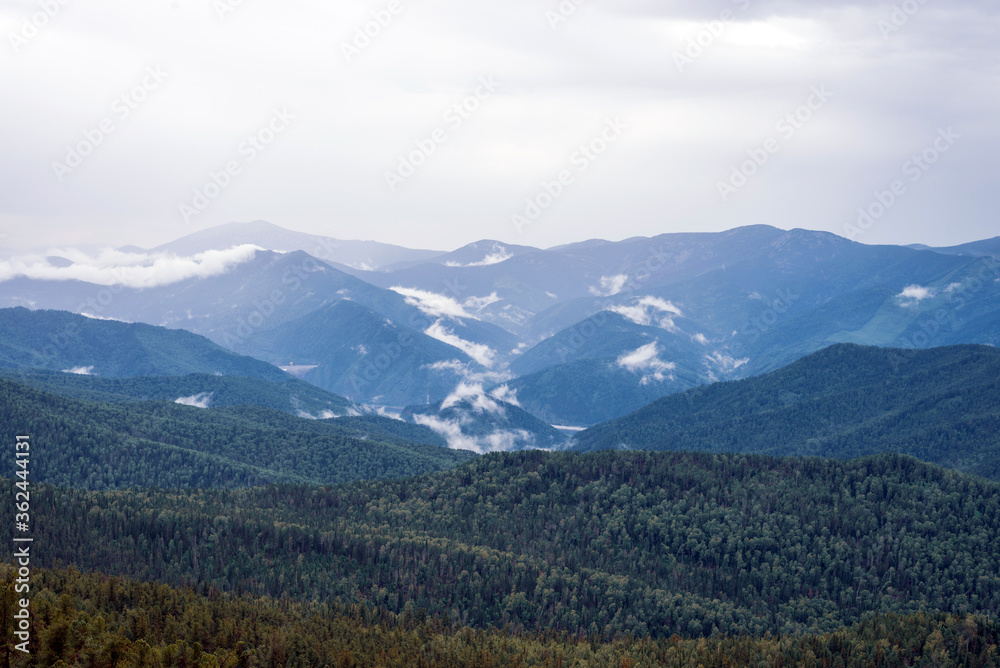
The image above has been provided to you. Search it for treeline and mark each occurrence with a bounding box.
[2,566,998,667]
[0,379,471,490]
[575,344,1000,481]
[4,451,999,638]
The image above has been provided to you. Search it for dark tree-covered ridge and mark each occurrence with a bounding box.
[2,566,997,667]
[0,378,472,490]
[575,343,1000,481]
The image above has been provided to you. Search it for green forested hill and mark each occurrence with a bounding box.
[574,343,1000,480]
[0,307,288,380]
[0,379,471,489]
[2,566,997,667]
[6,451,1000,638]
[0,368,355,418]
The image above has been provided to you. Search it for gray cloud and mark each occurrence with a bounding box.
[0,0,996,251]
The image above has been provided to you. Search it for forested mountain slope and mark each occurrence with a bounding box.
[6,451,999,638]
[574,343,1000,480]
[0,368,354,418]
[3,566,997,667]
[0,379,471,489]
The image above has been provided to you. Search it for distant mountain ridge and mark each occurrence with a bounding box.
[152,220,444,271]
[907,237,1000,257]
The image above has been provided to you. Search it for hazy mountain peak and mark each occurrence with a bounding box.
[153,220,444,271]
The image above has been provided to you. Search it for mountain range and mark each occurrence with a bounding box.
[0,308,564,453]
[2,221,998,434]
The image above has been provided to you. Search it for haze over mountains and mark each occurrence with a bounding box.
[1,221,998,448]
[148,220,445,271]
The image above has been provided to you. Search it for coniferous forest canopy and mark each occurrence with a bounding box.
[2,566,998,667]
[4,452,1000,645]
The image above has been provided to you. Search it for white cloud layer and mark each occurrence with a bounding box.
[609,296,683,330]
[175,392,213,408]
[424,359,513,385]
[390,287,502,321]
[412,414,482,452]
[409,379,537,453]
[392,287,476,319]
[0,246,261,288]
[489,384,520,406]
[898,284,936,302]
[441,382,503,413]
[462,292,502,312]
[704,351,749,381]
[617,342,676,385]
[589,275,629,297]
[425,320,497,367]
[296,409,340,420]
[445,251,513,268]
[412,414,534,454]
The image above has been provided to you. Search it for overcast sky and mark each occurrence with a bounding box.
[1,0,997,253]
